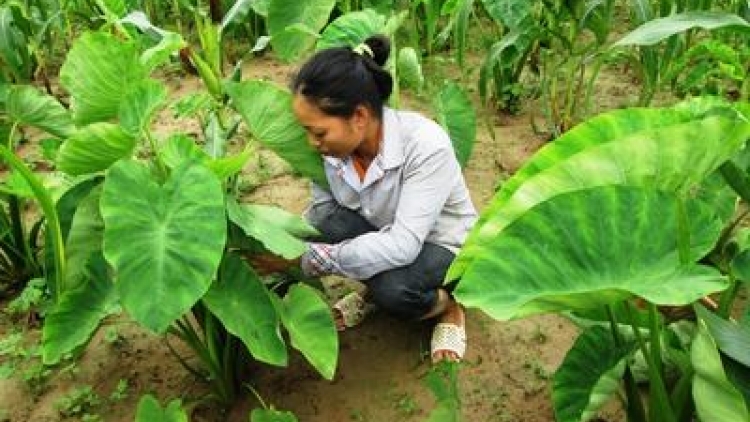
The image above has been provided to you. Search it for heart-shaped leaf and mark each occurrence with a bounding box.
[5,85,74,138]
[135,395,188,422]
[227,197,318,259]
[455,186,728,320]
[202,254,287,366]
[57,123,137,176]
[268,0,336,61]
[278,284,338,380]
[250,408,298,422]
[60,31,148,125]
[450,102,750,280]
[119,79,168,136]
[553,326,637,422]
[692,319,750,421]
[433,82,475,168]
[225,80,327,186]
[42,253,118,365]
[315,9,386,50]
[101,160,226,333]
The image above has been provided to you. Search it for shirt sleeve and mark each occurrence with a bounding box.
[303,143,460,280]
[303,183,337,229]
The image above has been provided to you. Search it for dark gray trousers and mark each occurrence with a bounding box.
[313,205,455,320]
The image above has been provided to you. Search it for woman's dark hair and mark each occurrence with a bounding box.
[291,35,393,119]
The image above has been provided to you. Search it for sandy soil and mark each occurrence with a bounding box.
[0,55,630,422]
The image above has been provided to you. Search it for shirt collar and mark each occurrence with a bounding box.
[323,107,404,170]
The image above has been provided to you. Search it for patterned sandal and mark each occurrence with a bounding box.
[430,322,467,362]
[332,291,374,330]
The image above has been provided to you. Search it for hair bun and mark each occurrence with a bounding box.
[364,35,390,67]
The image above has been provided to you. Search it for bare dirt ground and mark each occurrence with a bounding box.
[0,54,634,422]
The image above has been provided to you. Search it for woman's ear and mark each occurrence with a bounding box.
[351,104,371,129]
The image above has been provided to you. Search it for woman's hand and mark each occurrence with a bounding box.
[248,253,301,276]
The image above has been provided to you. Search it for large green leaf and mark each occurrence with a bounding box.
[423,362,461,422]
[56,177,104,241]
[315,9,386,50]
[397,47,424,91]
[450,103,750,280]
[42,253,118,365]
[483,114,747,238]
[225,80,327,186]
[552,326,637,422]
[692,320,750,421]
[695,305,750,367]
[614,11,750,47]
[101,160,226,333]
[455,186,729,320]
[250,408,298,422]
[226,197,317,260]
[135,395,188,422]
[118,79,168,136]
[479,0,533,29]
[57,123,137,176]
[433,82,475,168]
[140,32,186,73]
[5,85,74,138]
[278,284,338,380]
[60,31,148,125]
[268,0,336,61]
[479,103,724,233]
[63,186,104,291]
[221,0,256,32]
[161,134,210,167]
[161,134,254,180]
[202,254,287,366]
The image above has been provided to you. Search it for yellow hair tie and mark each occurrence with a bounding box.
[353,43,374,59]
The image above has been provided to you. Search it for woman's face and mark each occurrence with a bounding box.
[292,94,366,158]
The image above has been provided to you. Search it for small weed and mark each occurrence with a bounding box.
[56,385,100,417]
[523,359,551,380]
[5,278,46,317]
[530,324,549,344]
[0,331,52,395]
[103,326,125,347]
[21,361,52,396]
[349,408,367,421]
[394,393,419,417]
[109,379,129,402]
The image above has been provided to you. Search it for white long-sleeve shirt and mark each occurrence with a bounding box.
[300,107,477,280]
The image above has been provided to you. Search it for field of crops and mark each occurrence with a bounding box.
[1,1,750,421]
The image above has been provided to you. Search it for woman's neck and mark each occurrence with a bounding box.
[353,118,383,164]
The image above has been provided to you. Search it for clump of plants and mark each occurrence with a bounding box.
[451,97,750,421]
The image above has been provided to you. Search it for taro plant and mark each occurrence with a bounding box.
[38,28,338,410]
[449,97,750,421]
[0,84,73,301]
[663,39,750,101]
[614,10,750,106]
[533,0,616,136]
[477,0,538,114]
[0,0,65,90]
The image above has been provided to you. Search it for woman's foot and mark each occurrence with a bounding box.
[430,295,466,363]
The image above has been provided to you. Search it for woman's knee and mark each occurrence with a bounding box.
[366,275,436,320]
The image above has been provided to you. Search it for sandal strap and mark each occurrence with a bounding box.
[431,323,467,359]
